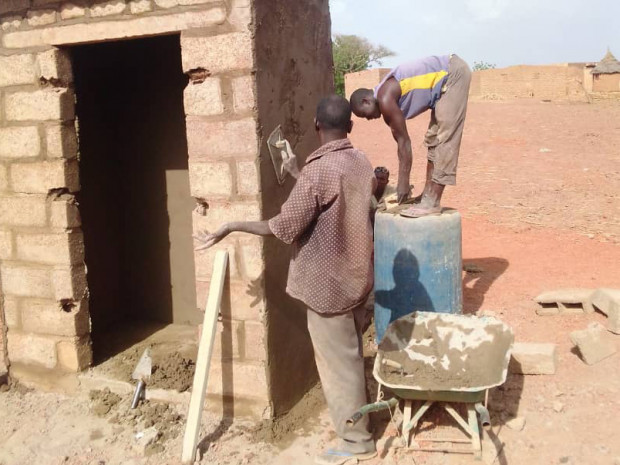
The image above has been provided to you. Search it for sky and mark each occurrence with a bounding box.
[329,0,620,69]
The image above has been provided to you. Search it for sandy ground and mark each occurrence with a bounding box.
[1,100,620,465]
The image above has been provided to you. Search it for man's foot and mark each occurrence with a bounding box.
[315,449,377,465]
[399,205,442,218]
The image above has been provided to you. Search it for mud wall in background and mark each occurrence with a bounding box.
[254,0,334,416]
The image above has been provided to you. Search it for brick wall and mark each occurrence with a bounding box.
[0,0,331,419]
[469,64,589,102]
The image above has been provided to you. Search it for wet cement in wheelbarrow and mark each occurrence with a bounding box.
[378,313,514,391]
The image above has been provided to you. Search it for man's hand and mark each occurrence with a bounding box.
[397,177,412,204]
[281,140,300,179]
[194,225,230,251]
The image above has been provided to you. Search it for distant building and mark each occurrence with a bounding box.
[587,49,620,93]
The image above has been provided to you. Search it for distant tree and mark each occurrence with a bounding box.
[332,34,394,96]
[472,61,496,71]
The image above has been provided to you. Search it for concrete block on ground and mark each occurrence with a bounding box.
[186,118,258,158]
[181,33,253,74]
[534,288,595,314]
[0,263,54,298]
[5,88,75,122]
[56,336,92,371]
[0,126,41,159]
[20,298,89,337]
[590,288,620,316]
[0,195,47,227]
[36,48,73,84]
[509,342,557,375]
[570,324,617,365]
[7,331,57,369]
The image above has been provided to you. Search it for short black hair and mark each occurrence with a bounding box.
[316,95,351,131]
[350,88,373,110]
[374,166,390,176]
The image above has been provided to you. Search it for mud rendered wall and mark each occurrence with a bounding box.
[592,73,620,93]
[344,68,389,100]
[254,0,334,416]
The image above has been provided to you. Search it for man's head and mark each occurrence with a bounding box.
[350,88,382,120]
[374,166,389,199]
[315,95,353,140]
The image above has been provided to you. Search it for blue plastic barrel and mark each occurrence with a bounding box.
[374,209,463,342]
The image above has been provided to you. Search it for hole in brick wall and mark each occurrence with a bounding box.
[59,299,76,313]
[70,35,200,364]
[187,67,210,84]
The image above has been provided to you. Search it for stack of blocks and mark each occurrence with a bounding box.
[0,0,333,419]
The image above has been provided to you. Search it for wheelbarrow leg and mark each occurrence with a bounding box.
[404,400,433,448]
[467,403,482,459]
[402,400,412,447]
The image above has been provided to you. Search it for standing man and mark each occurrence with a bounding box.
[350,55,471,217]
[195,95,377,465]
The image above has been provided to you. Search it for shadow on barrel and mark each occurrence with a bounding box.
[375,249,433,330]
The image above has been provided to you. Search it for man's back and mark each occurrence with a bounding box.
[269,138,374,314]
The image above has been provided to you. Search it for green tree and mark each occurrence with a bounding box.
[332,34,394,96]
[472,61,496,71]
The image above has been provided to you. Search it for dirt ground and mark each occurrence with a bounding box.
[1,100,620,465]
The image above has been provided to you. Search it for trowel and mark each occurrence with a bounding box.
[267,125,294,185]
[130,348,152,409]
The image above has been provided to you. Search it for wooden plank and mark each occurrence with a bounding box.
[181,250,229,464]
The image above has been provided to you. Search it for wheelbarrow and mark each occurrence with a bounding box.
[348,311,514,458]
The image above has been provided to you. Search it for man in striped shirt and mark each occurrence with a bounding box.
[351,55,471,217]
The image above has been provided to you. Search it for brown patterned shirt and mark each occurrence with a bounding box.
[269,138,374,314]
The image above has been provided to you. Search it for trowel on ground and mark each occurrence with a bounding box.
[267,125,294,185]
[130,348,152,409]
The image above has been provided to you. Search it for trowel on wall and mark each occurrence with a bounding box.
[267,125,294,185]
[130,348,152,409]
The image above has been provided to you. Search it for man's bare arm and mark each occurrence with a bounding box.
[380,99,412,204]
[194,221,273,251]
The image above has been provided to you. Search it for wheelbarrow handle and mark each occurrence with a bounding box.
[346,398,399,426]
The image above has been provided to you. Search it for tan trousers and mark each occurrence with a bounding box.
[306,303,375,453]
[424,54,472,185]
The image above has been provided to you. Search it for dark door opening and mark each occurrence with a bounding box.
[71,35,199,363]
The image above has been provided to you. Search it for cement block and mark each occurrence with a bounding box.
[0,126,41,159]
[0,0,29,15]
[239,237,263,280]
[11,160,80,194]
[36,48,73,84]
[90,1,126,17]
[52,266,88,301]
[534,288,595,313]
[509,342,557,375]
[2,295,21,328]
[0,195,48,227]
[27,9,57,27]
[5,88,75,122]
[0,53,36,87]
[0,165,7,191]
[590,288,620,317]
[46,124,79,159]
[186,118,258,158]
[3,10,226,48]
[201,319,243,360]
[16,231,84,266]
[0,263,54,298]
[0,230,13,259]
[183,78,224,116]
[20,298,89,337]
[57,336,92,371]
[181,33,253,74]
[7,331,57,369]
[194,240,239,279]
[188,161,232,197]
[50,198,81,229]
[227,0,252,31]
[1,16,22,32]
[129,0,152,14]
[243,320,266,362]
[236,160,259,195]
[232,75,255,112]
[206,359,268,399]
[60,3,86,19]
[570,324,617,365]
[191,201,261,232]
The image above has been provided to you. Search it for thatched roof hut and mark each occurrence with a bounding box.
[591,49,620,75]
